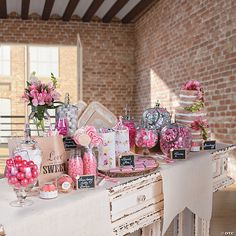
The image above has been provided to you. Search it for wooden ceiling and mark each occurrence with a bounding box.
[0,0,155,23]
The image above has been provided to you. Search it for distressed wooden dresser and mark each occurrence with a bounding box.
[107,145,236,236]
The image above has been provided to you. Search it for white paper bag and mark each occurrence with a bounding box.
[98,132,116,169]
[115,129,130,157]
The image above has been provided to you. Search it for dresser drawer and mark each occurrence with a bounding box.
[111,178,163,222]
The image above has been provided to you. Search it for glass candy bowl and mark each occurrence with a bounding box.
[135,128,158,155]
[160,123,192,157]
[141,106,171,132]
[5,155,39,207]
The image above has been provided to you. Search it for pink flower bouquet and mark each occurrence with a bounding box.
[23,72,62,133]
[191,117,209,140]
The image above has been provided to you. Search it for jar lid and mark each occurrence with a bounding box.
[20,140,36,150]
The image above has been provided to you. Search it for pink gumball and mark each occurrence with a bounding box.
[25,172,32,179]
[16,172,25,180]
[6,159,13,166]
[10,167,18,176]
[28,177,35,184]
[27,161,34,166]
[21,178,29,187]
[9,176,18,184]
[31,164,38,171]
[14,156,22,162]
[32,170,38,178]
[22,160,27,166]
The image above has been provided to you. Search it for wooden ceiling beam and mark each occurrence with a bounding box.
[102,0,129,23]
[0,0,7,19]
[82,0,104,22]
[63,0,80,21]
[122,0,155,24]
[42,0,55,20]
[21,0,30,20]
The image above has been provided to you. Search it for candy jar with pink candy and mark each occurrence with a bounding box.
[160,123,192,157]
[135,127,158,155]
[73,126,103,177]
[68,148,83,183]
[55,113,69,136]
[4,155,39,207]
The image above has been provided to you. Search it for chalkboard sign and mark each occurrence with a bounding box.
[76,175,95,189]
[119,155,135,166]
[171,149,187,160]
[63,137,77,149]
[203,140,216,150]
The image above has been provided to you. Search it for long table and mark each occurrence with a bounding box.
[0,143,235,236]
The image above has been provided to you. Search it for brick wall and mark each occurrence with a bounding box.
[0,19,135,115]
[134,0,236,144]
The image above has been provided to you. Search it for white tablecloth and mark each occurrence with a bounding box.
[0,180,113,236]
[160,143,233,235]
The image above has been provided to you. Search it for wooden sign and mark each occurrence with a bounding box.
[119,154,135,166]
[63,137,77,149]
[76,175,96,189]
[203,140,216,150]
[171,149,187,160]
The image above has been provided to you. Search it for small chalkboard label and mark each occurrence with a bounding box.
[171,149,187,160]
[63,137,77,149]
[119,155,135,166]
[203,140,216,150]
[76,175,95,189]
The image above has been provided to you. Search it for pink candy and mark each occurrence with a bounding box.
[56,118,69,136]
[160,124,192,157]
[68,157,83,182]
[83,149,97,175]
[5,156,39,189]
[135,128,158,149]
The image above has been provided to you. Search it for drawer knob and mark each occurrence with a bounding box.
[137,194,146,202]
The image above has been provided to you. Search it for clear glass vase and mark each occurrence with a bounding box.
[29,106,50,136]
[10,187,33,207]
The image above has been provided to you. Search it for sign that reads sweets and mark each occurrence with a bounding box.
[171,149,187,160]
[76,175,96,189]
[119,155,135,167]
[203,140,216,150]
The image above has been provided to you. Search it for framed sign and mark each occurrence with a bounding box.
[203,140,216,150]
[171,149,187,160]
[119,155,135,166]
[76,175,95,189]
[63,137,77,149]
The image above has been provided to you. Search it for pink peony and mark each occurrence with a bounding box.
[182,80,201,91]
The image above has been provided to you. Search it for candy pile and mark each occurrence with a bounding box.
[57,175,74,193]
[40,182,58,199]
[5,155,39,189]
[135,128,158,149]
[68,153,83,182]
[160,124,192,156]
[83,148,97,175]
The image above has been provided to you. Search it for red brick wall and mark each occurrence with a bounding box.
[134,0,236,144]
[0,19,135,115]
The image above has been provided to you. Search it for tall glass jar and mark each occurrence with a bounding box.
[68,149,83,182]
[83,147,97,176]
[160,123,192,157]
[56,93,78,136]
[15,124,42,171]
[55,113,69,136]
